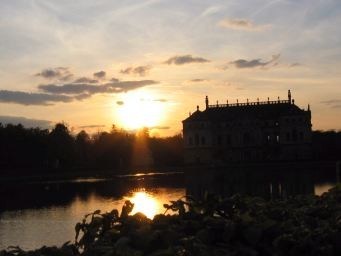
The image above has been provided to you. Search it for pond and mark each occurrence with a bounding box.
[0,167,338,250]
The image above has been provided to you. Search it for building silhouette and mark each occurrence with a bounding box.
[182,90,312,164]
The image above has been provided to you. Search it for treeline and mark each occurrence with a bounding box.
[0,123,340,175]
[312,130,341,160]
[0,123,183,173]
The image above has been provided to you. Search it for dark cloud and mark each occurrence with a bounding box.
[93,71,106,79]
[189,79,208,82]
[73,77,98,83]
[116,101,124,105]
[289,62,302,68]
[38,80,158,95]
[164,55,210,65]
[0,90,77,105]
[321,99,341,108]
[218,19,271,31]
[35,67,73,81]
[0,115,52,128]
[120,66,151,76]
[229,54,280,69]
[78,125,106,129]
[0,80,157,106]
[110,78,120,82]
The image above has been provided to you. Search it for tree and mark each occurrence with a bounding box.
[48,123,76,168]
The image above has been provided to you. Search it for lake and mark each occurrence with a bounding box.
[0,167,338,250]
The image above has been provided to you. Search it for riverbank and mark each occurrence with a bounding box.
[0,166,183,184]
[2,185,341,256]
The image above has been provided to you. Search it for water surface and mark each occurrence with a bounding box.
[0,167,338,250]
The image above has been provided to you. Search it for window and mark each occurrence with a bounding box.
[189,137,193,145]
[201,136,206,145]
[286,132,290,141]
[195,134,199,146]
[292,129,298,141]
[243,133,251,145]
[217,135,222,146]
[276,135,280,143]
[226,134,231,145]
[299,132,304,140]
[265,134,271,143]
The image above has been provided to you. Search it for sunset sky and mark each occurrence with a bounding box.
[1,0,341,136]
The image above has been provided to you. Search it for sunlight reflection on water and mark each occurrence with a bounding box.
[0,187,185,250]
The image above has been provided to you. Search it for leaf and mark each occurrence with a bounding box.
[93,209,101,215]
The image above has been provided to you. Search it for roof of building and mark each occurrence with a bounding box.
[183,100,308,123]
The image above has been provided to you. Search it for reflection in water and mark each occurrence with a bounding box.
[186,166,338,200]
[314,183,335,196]
[128,190,158,219]
[0,175,185,250]
[0,167,338,250]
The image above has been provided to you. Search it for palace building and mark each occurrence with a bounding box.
[182,90,312,164]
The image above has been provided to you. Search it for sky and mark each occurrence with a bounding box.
[1,0,341,136]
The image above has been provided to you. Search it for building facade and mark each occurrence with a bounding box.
[182,90,312,164]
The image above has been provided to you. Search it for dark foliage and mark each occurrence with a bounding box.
[312,130,341,160]
[1,185,341,256]
[0,123,183,174]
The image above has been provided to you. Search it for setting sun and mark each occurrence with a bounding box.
[116,90,165,130]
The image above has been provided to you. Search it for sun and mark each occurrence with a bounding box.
[116,90,165,130]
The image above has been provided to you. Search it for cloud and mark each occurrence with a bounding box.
[120,65,152,76]
[78,125,106,129]
[35,67,73,81]
[38,80,158,95]
[289,63,302,68]
[321,99,341,108]
[116,100,124,105]
[189,79,208,82]
[218,19,271,31]
[229,54,280,69]
[73,77,98,83]
[149,126,170,130]
[140,98,167,102]
[0,80,157,106]
[93,71,106,79]
[0,90,79,105]
[164,55,210,65]
[321,100,341,104]
[0,115,52,128]
[153,99,167,102]
[110,78,120,82]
